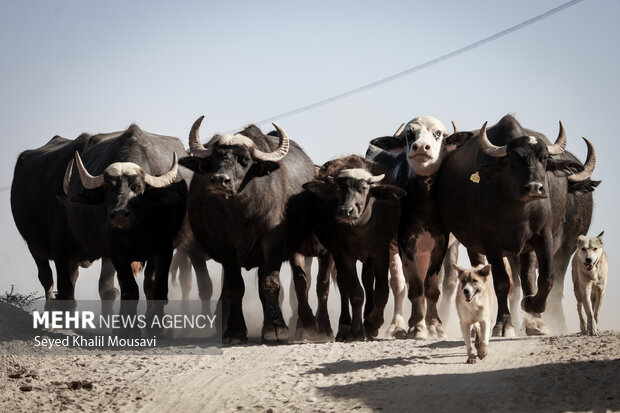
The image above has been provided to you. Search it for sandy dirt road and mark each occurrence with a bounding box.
[1,331,619,413]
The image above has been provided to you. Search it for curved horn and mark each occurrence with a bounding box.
[547,121,567,155]
[451,120,459,134]
[478,122,507,157]
[189,116,210,157]
[63,159,74,195]
[367,174,385,184]
[252,123,290,162]
[393,123,405,137]
[75,152,104,189]
[567,137,596,183]
[144,152,179,188]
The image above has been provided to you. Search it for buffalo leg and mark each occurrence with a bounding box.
[487,253,514,337]
[99,258,117,315]
[258,262,287,344]
[336,268,351,339]
[289,253,318,340]
[425,240,448,339]
[315,251,334,339]
[335,256,364,342]
[507,256,521,331]
[438,238,459,323]
[386,247,407,339]
[54,258,79,300]
[222,263,247,344]
[522,231,554,316]
[32,252,54,300]
[361,261,374,319]
[364,249,390,339]
[405,252,427,340]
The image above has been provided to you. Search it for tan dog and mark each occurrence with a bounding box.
[453,263,494,364]
[572,231,608,336]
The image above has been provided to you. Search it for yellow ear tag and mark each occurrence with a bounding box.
[470,171,480,183]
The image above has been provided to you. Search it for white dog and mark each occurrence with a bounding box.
[572,231,608,336]
[453,263,494,364]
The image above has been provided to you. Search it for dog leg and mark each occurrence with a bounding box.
[386,249,408,339]
[477,320,489,360]
[583,283,597,336]
[576,299,587,335]
[594,290,605,325]
[461,322,476,364]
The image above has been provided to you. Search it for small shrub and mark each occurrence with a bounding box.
[0,285,43,312]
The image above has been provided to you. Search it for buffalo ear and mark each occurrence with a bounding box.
[369,136,405,153]
[568,179,601,196]
[547,158,584,177]
[445,132,474,151]
[250,161,280,177]
[369,184,406,200]
[179,156,210,174]
[303,180,336,201]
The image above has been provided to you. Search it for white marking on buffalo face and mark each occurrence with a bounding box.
[216,134,254,147]
[337,168,384,183]
[105,162,143,177]
[528,136,538,145]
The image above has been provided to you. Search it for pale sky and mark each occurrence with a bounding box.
[1,1,618,332]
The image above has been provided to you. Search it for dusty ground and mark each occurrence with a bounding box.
[1,330,619,413]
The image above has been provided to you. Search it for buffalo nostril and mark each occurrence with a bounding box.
[424,144,431,151]
[210,176,216,183]
[347,208,354,217]
[411,144,418,151]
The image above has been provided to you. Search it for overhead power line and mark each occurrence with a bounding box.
[247,0,584,129]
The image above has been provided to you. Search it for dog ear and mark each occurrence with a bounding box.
[577,234,587,243]
[478,264,492,277]
[597,231,605,239]
[452,263,465,274]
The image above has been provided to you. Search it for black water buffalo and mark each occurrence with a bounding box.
[509,139,599,334]
[366,116,468,339]
[63,124,197,313]
[179,116,315,343]
[301,155,405,340]
[436,114,589,336]
[11,134,91,299]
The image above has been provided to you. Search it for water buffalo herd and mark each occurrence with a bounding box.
[11,113,599,344]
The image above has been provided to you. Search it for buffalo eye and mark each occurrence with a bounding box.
[593,247,598,251]
[357,182,369,193]
[434,130,442,139]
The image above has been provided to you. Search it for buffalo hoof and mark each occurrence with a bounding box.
[386,315,408,339]
[317,318,334,340]
[492,322,516,337]
[521,295,546,315]
[427,321,446,340]
[363,314,383,339]
[223,315,248,344]
[523,313,549,336]
[262,323,288,344]
[336,323,365,342]
[335,324,350,342]
[295,323,323,342]
[407,325,428,340]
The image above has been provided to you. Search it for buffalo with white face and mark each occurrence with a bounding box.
[367,116,469,339]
